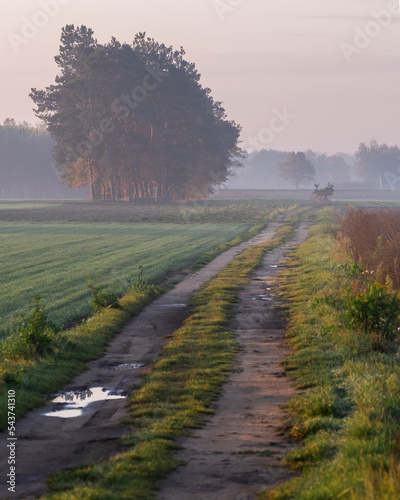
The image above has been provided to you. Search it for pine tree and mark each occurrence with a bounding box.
[30,26,241,201]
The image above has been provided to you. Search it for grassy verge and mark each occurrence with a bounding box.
[262,208,400,500]
[0,285,161,428]
[40,223,296,499]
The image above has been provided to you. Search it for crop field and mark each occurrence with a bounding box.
[4,200,400,498]
[0,199,297,223]
[0,199,297,339]
[0,220,257,338]
[0,199,300,340]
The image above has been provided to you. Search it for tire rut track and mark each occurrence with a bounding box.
[158,223,310,500]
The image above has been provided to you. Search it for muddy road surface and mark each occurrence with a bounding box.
[158,223,310,500]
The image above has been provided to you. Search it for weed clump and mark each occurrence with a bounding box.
[85,276,121,313]
[18,296,56,355]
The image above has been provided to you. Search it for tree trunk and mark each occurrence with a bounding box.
[89,163,96,200]
[110,179,116,201]
[164,165,170,203]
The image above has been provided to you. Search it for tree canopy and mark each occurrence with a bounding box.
[30,25,241,202]
[279,151,315,189]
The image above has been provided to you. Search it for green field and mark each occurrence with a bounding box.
[0,199,299,339]
[0,221,253,338]
[0,199,297,223]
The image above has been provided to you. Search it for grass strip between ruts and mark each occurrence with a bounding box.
[261,208,400,500]
[41,223,296,499]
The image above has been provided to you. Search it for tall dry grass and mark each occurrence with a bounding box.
[339,207,400,288]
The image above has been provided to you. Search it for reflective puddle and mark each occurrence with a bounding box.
[112,363,144,371]
[253,294,275,301]
[160,303,186,307]
[43,387,126,418]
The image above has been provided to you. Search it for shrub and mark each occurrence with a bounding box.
[311,182,334,204]
[340,208,400,287]
[18,297,56,355]
[346,282,400,341]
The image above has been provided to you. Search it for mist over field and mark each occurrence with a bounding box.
[0,120,86,200]
[0,121,397,200]
[0,0,399,199]
[226,149,357,190]
[0,121,361,200]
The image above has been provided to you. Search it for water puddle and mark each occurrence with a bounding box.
[269,265,278,268]
[253,294,275,301]
[160,303,186,307]
[43,387,127,419]
[112,363,144,371]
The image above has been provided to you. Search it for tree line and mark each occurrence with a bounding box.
[354,140,400,190]
[2,122,398,199]
[229,149,353,190]
[233,141,399,191]
[0,119,85,200]
[30,25,241,202]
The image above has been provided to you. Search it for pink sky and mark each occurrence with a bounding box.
[1,0,399,154]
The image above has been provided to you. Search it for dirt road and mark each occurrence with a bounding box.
[158,223,310,500]
[0,222,283,500]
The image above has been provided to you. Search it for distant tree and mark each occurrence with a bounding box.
[305,150,351,186]
[279,151,315,189]
[311,182,334,204]
[226,149,287,189]
[228,148,354,190]
[355,140,400,189]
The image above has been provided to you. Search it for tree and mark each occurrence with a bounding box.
[30,26,241,202]
[354,140,400,189]
[279,151,315,189]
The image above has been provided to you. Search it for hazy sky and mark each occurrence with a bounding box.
[1,0,399,154]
